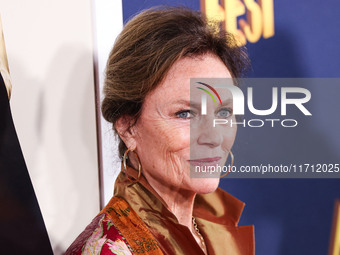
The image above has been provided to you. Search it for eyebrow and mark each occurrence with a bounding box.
[173,99,200,109]
[174,98,234,108]
[221,98,233,106]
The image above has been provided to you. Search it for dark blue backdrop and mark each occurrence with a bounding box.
[122,1,340,254]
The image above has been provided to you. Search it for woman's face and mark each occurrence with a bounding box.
[124,53,237,194]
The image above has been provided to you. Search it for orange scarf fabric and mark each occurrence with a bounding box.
[100,196,164,255]
[112,164,255,255]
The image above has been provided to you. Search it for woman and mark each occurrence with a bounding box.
[66,6,254,255]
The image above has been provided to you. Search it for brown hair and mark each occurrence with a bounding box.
[101,6,248,158]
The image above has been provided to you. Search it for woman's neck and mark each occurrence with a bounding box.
[143,173,207,254]
[143,171,196,228]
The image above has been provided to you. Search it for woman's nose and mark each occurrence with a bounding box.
[197,129,223,148]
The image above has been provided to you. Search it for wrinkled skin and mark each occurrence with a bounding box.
[115,53,237,247]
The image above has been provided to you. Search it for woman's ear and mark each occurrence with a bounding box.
[115,115,137,150]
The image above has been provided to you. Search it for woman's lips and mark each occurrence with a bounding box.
[189,157,222,167]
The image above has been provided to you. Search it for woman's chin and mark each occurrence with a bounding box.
[189,177,220,194]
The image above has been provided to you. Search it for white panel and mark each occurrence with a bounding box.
[92,0,123,206]
[0,0,99,253]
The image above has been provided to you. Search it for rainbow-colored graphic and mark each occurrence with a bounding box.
[196,82,222,106]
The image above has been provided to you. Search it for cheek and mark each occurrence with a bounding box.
[136,120,190,167]
[166,124,190,153]
[136,122,191,185]
[158,124,191,168]
[221,118,237,150]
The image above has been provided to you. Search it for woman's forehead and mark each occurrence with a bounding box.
[148,54,232,99]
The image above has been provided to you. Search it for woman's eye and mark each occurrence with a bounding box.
[216,108,232,118]
[176,110,192,119]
